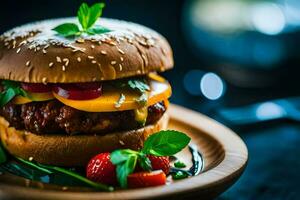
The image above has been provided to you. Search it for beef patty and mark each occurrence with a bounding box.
[0,100,166,135]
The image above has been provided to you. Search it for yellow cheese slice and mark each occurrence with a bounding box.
[13,92,54,104]
[54,79,172,112]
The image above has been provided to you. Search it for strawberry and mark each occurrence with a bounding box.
[127,170,166,188]
[147,155,170,174]
[86,153,117,185]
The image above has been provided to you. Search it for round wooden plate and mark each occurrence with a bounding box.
[0,104,248,200]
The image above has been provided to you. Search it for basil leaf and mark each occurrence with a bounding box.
[110,149,138,165]
[0,88,17,107]
[138,154,152,171]
[142,130,191,156]
[52,23,80,37]
[0,143,7,164]
[116,154,137,188]
[87,25,110,35]
[78,3,105,30]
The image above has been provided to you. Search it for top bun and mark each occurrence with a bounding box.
[0,18,173,83]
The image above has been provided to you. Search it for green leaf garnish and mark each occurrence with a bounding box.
[53,2,109,37]
[142,130,191,156]
[15,157,113,191]
[52,23,80,37]
[0,80,28,107]
[110,130,190,188]
[172,171,189,180]
[174,161,186,168]
[128,79,150,94]
[78,3,105,30]
[0,143,7,164]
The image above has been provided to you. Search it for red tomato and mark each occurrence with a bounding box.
[53,83,102,100]
[21,83,52,93]
[127,170,166,188]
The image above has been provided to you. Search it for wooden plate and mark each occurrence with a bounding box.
[0,104,248,200]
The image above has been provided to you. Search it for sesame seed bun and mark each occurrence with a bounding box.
[0,18,173,83]
[0,113,169,167]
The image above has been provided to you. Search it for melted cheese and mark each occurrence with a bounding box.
[54,79,172,112]
[13,92,54,104]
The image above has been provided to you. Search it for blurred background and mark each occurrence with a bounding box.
[1,0,300,199]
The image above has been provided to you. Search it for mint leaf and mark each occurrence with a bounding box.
[138,154,152,171]
[52,23,80,37]
[77,3,89,30]
[0,88,17,107]
[0,143,7,164]
[116,154,137,188]
[78,3,105,30]
[142,130,191,156]
[87,25,110,35]
[110,149,138,165]
[174,161,186,168]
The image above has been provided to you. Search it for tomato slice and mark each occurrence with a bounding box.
[127,170,166,188]
[53,83,102,100]
[21,83,52,93]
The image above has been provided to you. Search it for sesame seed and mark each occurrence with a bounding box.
[119,64,123,71]
[77,57,81,62]
[4,42,9,46]
[91,45,95,49]
[111,61,117,65]
[63,58,69,66]
[98,41,102,45]
[62,187,68,191]
[28,157,33,161]
[117,48,125,55]
[91,60,97,64]
[36,47,40,51]
[16,48,21,53]
[56,56,62,63]
[42,49,47,54]
[76,38,85,43]
[120,57,124,62]
[137,70,141,74]
[62,65,66,71]
[88,56,94,59]
[119,140,125,145]
[100,50,107,55]
[42,77,47,85]
[92,77,97,81]
[12,40,16,48]
[49,62,54,67]
[26,61,31,67]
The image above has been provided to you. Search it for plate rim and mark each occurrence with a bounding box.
[0,104,248,199]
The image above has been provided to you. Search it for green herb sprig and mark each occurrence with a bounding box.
[53,2,110,37]
[110,130,191,188]
[16,157,113,191]
[0,80,28,107]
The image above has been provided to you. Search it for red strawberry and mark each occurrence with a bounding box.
[147,155,170,174]
[128,170,166,188]
[86,153,117,185]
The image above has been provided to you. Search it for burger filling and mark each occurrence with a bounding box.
[0,74,171,135]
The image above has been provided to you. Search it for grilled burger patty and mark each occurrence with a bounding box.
[0,100,166,135]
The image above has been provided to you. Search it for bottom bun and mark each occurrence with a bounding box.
[0,113,169,167]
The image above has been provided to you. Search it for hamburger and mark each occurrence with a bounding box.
[0,15,173,166]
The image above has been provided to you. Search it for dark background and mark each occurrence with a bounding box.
[1,0,300,199]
